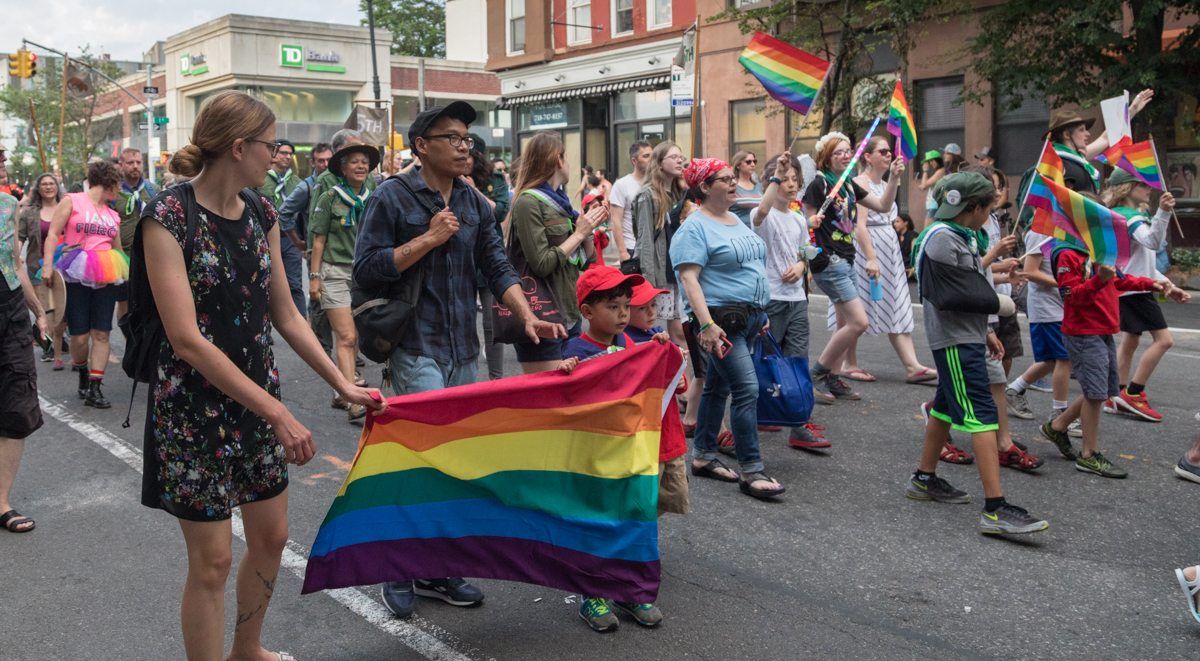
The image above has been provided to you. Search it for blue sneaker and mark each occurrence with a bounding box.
[381,581,415,619]
[414,578,484,606]
[579,597,619,632]
[1028,377,1052,393]
[614,600,663,627]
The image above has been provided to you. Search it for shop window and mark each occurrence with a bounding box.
[993,92,1048,176]
[615,89,671,122]
[238,87,353,124]
[915,77,965,165]
[648,0,672,29]
[568,0,593,45]
[508,0,526,54]
[730,98,766,163]
[612,0,634,36]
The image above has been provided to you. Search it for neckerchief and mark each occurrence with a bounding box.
[268,169,291,206]
[1052,143,1100,191]
[331,179,370,228]
[819,169,856,234]
[1112,204,1150,235]
[522,187,586,268]
[912,220,983,299]
[533,183,579,221]
[121,179,146,216]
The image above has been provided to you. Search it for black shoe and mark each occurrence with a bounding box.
[77,368,89,399]
[1039,422,1076,460]
[381,581,416,618]
[980,502,1049,535]
[414,578,484,606]
[84,381,112,409]
[905,473,971,504]
[40,346,54,362]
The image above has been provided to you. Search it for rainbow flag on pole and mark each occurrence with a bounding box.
[1028,141,1069,242]
[1097,136,1164,190]
[1024,173,1132,268]
[886,79,917,161]
[738,32,831,116]
[302,342,684,603]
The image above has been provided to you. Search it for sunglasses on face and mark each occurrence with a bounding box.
[873,149,893,156]
[743,159,757,165]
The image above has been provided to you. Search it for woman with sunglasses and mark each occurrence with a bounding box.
[17,173,69,369]
[671,158,784,500]
[730,150,761,226]
[824,136,935,385]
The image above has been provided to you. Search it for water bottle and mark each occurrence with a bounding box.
[802,244,822,261]
[869,276,884,301]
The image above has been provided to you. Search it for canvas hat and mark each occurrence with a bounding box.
[630,280,668,306]
[1045,109,1095,138]
[407,101,477,150]
[932,171,995,220]
[975,146,994,160]
[1107,168,1141,188]
[923,150,942,162]
[575,265,644,305]
[329,144,380,179]
[943,143,963,156]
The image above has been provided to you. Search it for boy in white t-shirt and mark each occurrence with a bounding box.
[751,151,829,450]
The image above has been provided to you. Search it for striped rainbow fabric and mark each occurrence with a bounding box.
[56,248,129,288]
[1029,141,1068,243]
[886,79,917,161]
[1098,136,1164,190]
[738,32,830,116]
[1025,173,1131,268]
[302,342,685,603]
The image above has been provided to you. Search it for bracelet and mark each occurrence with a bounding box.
[309,272,322,280]
[699,321,714,333]
[767,177,782,185]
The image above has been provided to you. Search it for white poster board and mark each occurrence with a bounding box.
[1101,91,1130,142]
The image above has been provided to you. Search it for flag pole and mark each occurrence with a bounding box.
[1015,138,1052,226]
[817,115,882,217]
[1150,134,1184,239]
[689,21,700,159]
[790,57,832,152]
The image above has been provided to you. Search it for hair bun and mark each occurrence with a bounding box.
[169,144,204,177]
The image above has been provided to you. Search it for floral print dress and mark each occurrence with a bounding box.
[140,191,286,521]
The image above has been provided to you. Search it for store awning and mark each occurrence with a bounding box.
[499,74,670,108]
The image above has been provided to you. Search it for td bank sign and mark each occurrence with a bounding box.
[280,44,347,74]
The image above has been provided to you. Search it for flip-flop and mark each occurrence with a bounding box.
[690,458,739,483]
[905,367,939,384]
[739,472,786,499]
[1175,567,1200,624]
[841,369,877,382]
[0,509,34,533]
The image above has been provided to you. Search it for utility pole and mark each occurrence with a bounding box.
[145,64,156,185]
[366,0,382,109]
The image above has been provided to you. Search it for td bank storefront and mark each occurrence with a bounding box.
[163,14,392,174]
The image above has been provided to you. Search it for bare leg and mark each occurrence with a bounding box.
[682,376,703,427]
[1117,332,1139,386]
[0,436,26,515]
[971,431,1003,498]
[1052,360,1071,404]
[1185,434,1200,465]
[990,383,1015,452]
[1052,396,1085,430]
[69,334,89,366]
[178,518,234,661]
[88,330,111,372]
[1016,360,1054,386]
[1131,328,1174,387]
[229,492,290,661]
[817,298,867,373]
[887,333,931,377]
[917,417,951,473]
[52,320,68,362]
[1077,398,1103,458]
[326,307,358,383]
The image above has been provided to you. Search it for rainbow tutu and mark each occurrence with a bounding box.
[57,247,129,288]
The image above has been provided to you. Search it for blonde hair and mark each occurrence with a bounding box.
[644,141,686,231]
[1100,182,1144,210]
[169,90,276,177]
[731,150,756,179]
[813,131,850,171]
[513,132,564,196]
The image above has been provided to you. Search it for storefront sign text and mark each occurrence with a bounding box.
[281,43,347,74]
[180,53,209,77]
[530,104,568,129]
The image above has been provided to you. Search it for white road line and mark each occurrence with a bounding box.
[38,396,473,661]
[806,293,1200,334]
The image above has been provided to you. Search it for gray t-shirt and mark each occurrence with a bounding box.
[921,226,990,350]
[1023,230,1064,323]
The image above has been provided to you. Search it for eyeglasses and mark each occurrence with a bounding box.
[708,175,735,185]
[245,138,284,157]
[832,149,853,157]
[743,159,757,164]
[873,149,893,156]
[424,133,475,150]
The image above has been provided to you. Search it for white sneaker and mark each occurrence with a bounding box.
[1067,419,1083,438]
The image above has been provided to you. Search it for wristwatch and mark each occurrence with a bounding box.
[309,272,323,281]
[767,177,783,185]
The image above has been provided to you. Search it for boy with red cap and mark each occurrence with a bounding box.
[559,265,687,633]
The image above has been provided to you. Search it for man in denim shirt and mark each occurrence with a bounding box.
[354,101,566,618]
[277,142,332,316]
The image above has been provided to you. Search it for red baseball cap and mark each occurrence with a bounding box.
[630,280,668,306]
[582,192,605,209]
[576,264,644,305]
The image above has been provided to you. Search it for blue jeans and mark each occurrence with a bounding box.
[388,350,478,395]
[694,311,767,474]
[280,238,305,317]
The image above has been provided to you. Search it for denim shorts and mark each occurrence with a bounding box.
[812,258,859,304]
[65,282,119,335]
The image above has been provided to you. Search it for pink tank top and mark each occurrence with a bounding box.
[64,192,119,252]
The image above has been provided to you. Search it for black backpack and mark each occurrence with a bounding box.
[118,182,266,427]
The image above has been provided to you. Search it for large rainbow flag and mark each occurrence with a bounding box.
[1097,136,1164,190]
[738,32,831,116]
[1028,141,1069,243]
[302,342,685,603]
[886,79,917,161]
[1025,173,1131,268]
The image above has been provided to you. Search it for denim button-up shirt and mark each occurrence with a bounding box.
[353,170,520,364]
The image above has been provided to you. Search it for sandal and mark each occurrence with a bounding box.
[841,368,877,382]
[905,367,938,384]
[1175,567,1200,624]
[939,442,975,465]
[0,509,35,533]
[999,443,1043,473]
[738,472,786,499]
[716,430,736,457]
[690,458,739,483]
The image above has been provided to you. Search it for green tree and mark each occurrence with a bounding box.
[963,0,1199,140]
[362,0,446,58]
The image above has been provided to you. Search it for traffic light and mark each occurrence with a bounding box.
[7,52,18,78]
[26,52,36,78]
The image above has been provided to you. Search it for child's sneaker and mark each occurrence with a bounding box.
[1102,398,1120,414]
[1115,388,1164,422]
[906,473,970,503]
[1075,451,1128,479]
[1005,387,1034,419]
[1027,377,1052,392]
[788,424,831,450]
[980,503,1049,534]
[1039,422,1077,459]
[614,601,663,627]
[1066,419,1083,438]
[579,597,619,632]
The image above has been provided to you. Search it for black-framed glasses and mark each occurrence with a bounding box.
[743,159,757,164]
[424,133,475,150]
[246,138,284,157]
[709,175,735,185]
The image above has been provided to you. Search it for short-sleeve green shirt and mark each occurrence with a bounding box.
[308,189,359,265]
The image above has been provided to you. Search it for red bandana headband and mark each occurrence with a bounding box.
[683,157,731,189]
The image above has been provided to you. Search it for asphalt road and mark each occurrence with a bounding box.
[5,295,1200,660]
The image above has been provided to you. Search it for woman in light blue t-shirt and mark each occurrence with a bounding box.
[670,157,784,501]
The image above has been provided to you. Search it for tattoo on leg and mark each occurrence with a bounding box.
[235,604,263,628]
[256,570,276,595]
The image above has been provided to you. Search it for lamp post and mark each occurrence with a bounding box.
[366,0,382,109]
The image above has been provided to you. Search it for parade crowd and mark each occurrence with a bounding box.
[3,86,1200,659]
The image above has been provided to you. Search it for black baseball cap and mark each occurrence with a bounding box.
[407,101,477,150]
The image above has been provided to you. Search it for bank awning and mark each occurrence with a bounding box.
[499,74,670,108]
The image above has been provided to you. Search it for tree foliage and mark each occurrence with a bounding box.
[964,0,1198,138]
[362,0,447,58]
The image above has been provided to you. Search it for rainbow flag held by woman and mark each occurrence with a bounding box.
[886,79,918,161]
[738,32,831,116]
[1024,173,1131,268]
[302,342,685,603]
[1097,136,1164,190]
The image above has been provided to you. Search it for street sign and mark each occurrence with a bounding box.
[154,116,169,126]
[143,86,159,96]
[138,123,150,131]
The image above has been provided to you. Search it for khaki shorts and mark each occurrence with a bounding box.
[319,263,352,310]
[658,455,690,516]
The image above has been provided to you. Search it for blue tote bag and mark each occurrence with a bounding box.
[752,331,815,426]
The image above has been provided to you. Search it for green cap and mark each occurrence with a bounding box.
[932,171,995,220]
[1107,168,1139,187]
[923,150,942,162]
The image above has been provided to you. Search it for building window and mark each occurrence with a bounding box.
[730,98,766,163]
[647,0,671,29]
[915,76,965,165]
[612,0,634,36]
[568,0,592,45]
[994,92,1048,176]
[507,0,526,54]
